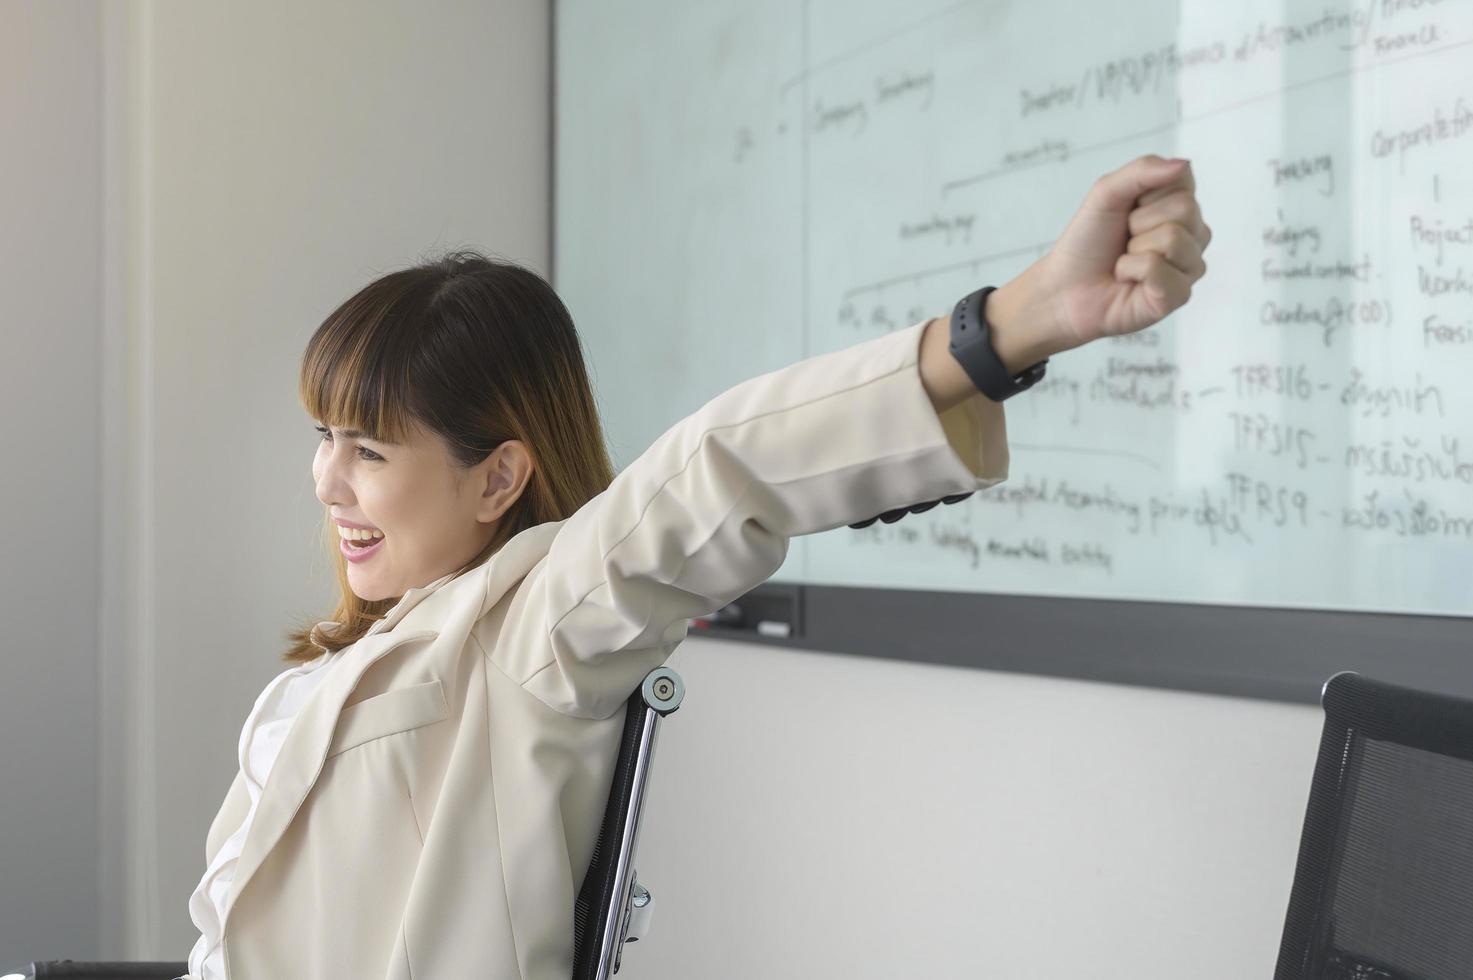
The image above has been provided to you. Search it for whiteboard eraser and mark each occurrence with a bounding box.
[756,619,791,638]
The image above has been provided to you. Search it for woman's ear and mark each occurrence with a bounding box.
[477,440,535,523]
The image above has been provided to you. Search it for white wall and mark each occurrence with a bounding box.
[4,0,1328,975]
[646,640,1323,978]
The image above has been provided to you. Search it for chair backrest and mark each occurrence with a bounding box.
[1274,671,1473,979]
[572,665,684,980]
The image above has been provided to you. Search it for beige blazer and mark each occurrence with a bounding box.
[197,317,1009,979]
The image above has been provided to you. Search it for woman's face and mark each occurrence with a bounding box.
[312,416,532,602]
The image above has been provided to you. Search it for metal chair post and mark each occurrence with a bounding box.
[571,666,684,980]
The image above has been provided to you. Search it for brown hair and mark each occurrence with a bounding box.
[284,249,616,664]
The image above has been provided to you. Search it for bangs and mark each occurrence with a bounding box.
[298,299,418,445]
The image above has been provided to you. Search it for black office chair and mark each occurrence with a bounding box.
[1274,670,1473,980]
[15,665,685,980]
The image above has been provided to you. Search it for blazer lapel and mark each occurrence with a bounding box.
[221,624,439,923]
[219,519,566,928]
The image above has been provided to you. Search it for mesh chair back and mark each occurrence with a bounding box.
[1274,671,1473,980]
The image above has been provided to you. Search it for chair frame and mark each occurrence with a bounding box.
[573,665,684,979]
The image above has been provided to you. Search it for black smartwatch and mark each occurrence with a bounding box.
[949,285,1048,401]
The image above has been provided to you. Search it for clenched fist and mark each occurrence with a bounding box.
[985,154,1212,370]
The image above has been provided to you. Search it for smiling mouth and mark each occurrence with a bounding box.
[340,530,386,556]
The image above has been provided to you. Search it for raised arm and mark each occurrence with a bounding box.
[487,154,1209,719]
[483,316,1005,718]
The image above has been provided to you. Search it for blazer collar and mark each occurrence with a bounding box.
[367,568,456,634]
[222,519,566,927]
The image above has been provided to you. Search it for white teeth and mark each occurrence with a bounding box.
[338,526,384,541]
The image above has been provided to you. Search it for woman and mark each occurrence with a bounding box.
[180,153,1209,980]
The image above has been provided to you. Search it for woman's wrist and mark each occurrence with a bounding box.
[919,263,1081,411]
[919,314,979,413]
[983,262,1079,374]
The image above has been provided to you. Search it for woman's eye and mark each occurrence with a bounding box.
[314,425,383,461]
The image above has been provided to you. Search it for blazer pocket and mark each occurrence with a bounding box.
[327,679,450,758]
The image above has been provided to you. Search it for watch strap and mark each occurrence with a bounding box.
[949,286,1048,402]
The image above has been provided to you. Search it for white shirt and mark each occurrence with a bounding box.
[183,642,341,980]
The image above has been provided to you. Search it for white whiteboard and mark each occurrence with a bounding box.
[555,0,1473,618]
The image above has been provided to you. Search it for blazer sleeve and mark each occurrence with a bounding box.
[502,317,1009,719]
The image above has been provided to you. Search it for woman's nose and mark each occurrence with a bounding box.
[314,455,349,507]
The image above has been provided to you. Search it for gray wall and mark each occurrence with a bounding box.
[3,1,1328,976]
[5,0,551,968]
[0,0,103,966]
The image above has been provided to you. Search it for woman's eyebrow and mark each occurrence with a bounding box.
[332,426,398,445]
